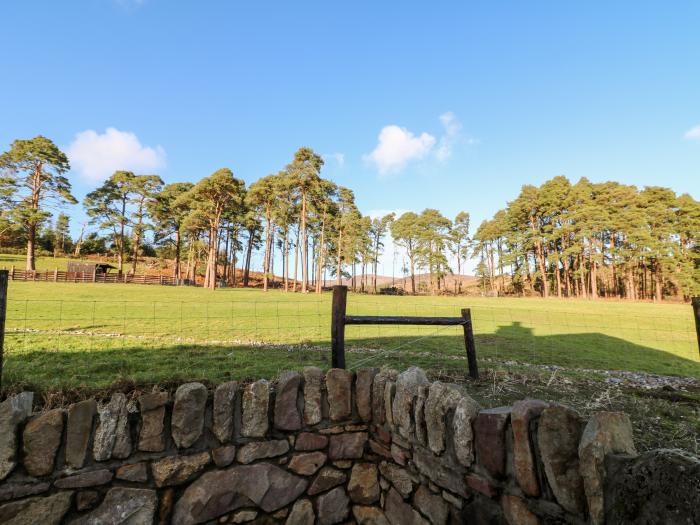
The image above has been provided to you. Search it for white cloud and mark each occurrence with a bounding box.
[435,112,462,161]
[67,128,166,182]
[684,125,700,141]
[324,152,345,167]
[364,125,436,174]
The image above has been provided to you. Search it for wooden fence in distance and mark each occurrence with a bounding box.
[6,267,178,286]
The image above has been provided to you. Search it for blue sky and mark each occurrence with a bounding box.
[2,1,699,274]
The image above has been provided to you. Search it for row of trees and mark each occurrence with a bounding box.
[472,176,700,300]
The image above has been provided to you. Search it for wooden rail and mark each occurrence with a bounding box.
[6,267,179,286]
[331,285,479,379]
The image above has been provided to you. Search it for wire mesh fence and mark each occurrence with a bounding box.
[2,295,699,390]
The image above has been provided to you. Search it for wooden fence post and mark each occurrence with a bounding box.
[692,297,700,359]
[331,285,348,369]
[54,268,58,282]
[461,308,479,380]
[0,270,8,391]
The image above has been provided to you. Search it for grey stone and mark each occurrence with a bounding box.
[413,448,468,498]
[286,498,314,525]
[348,463,379,504]
[328,432,367,460]
[604,448,700,525]
[231,510,258,523]
[413,485,449,525]
[0,392,33,481]
[213,381,238,443]
[355,368,378,422]
[93,393,128,461]
[414,385,429,446]
[424,382,462,455]
[69,487,157,525]
[0,491,72,525]
[308,466,348,495]
[501,494,540,525]
[137,391,168,452]
[579,411,636,525]
[171,382,207,448]
[317,486,350,525]
[288,451,326,476]
[152,451,211,487]
[212,444,237,467]
[302,367,323,426]
[172,463,308,524]
[237,439,289,464]
[326,368,353,422]
[0,481,50,503]
[392,367,429,439]
[295,432,328,451]
[65,399,97,469]
[353,505,390,525]
[452,394,480,468]
[371,370,390,424]
[385,488,429,525]
[379,461,414,498]
[384,381,396,426]
[537,404,585,514]
[22,409,63,477]
[274,371,302,431]
[115,462,148,482]
[241,380,270,438]
[511,399,548,497]
[54,469,113,489]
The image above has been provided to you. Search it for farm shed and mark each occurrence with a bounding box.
[66,262,117,274]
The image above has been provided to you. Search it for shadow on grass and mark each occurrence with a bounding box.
[2,322,699,394]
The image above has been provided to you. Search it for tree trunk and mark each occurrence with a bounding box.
[284,228,289,292]
[26,223,36,271]
[653,260,663,301]
[301,195,308,293]
[243,229,254,287]
[336,227,343,286]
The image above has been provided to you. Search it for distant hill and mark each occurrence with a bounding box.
[340,273,477,291]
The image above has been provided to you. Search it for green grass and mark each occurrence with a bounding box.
[2,279,698,393]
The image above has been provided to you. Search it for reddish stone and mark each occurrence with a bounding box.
[474,407,511,478]
[465,473,499,499]
[511,400,548,497]
[501,494,541,525]
[369,439,392,458]
[295,432,329,451]
[328,432,368,460]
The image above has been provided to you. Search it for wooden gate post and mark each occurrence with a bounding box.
[461,308,479,379]
[692,297,700,359]
[0,270,8,391]
[331,285,348,369]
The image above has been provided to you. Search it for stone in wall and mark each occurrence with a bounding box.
[316,486,350,525]
[452,395,481,468]
[385,487,429,525]
[0,491,72,525]
[501,494,540,525]
[308,466,347,495]
[413,385,429,446]
[213,381,238,443]
[241,379,270,438]
[353,505,390,525]
[578,411,636,525]
[348,463,380,504]
[138,391,168,452]
[171,382,207,448]
[326,369,353,422]
[22,408,63,477]
[329,432,367,460]
[302,367,324,426]
[392,367,429,440]
[65,399,97,469]
[424,382,462,455]
[274,371,302,431]
[413,485,449,525]
[355,368,378,422]
[379,461,415,498]
[371,369,397,424]
[511,399,548,497]
[287,498,315,524]
[70,487,157,525]
[237,439,290,464]
[0,392,33,481]
[152,452,211,487]
[93,393,129,462]
[604,448,700,525]
[295,432,328,451]
[537,404,586,515]
[288,451,326,476]
[474,406,511,478]
[172,463,308,523]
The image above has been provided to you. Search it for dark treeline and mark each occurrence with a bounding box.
[2,137,698,299]
[473,176,700,301]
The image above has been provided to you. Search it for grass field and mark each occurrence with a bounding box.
[2,279,699,393]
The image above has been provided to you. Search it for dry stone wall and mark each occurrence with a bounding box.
[0,367,698,525]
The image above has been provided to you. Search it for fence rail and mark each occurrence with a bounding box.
[7,268,178,286]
